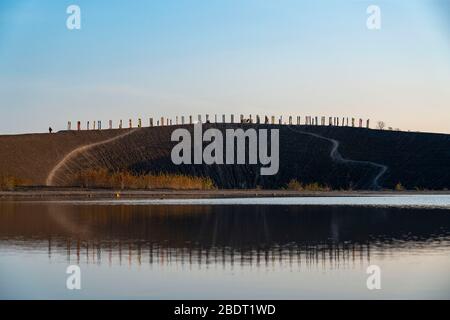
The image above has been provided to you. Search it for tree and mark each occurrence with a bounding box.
[376,121,386,130]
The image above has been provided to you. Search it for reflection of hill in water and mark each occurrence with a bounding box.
[1,202,449,267]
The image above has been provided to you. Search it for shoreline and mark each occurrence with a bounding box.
[1,188,450,200]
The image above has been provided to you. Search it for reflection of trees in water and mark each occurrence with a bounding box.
[1,202,449,268]
[47,237,374,270]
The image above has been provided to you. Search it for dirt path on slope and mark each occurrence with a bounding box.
[46,129,139,186]
[288,126,388,189]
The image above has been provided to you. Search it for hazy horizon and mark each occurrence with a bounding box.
[0,0,449,135]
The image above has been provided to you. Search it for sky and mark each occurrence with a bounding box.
[0,0,449,134]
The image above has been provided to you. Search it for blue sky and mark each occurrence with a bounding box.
[0,0,449,134]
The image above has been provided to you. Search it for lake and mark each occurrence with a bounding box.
[1,195,449,299]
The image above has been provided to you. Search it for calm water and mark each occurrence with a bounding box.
[1,196,450,299]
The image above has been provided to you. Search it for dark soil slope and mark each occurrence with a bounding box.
[0,130,124,185]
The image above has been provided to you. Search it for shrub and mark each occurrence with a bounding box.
[286,179,303,191]
[0,175,29,191]
[286,179,331,192]
[395,182,405,191]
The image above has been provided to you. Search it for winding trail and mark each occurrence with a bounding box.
[288,126,388,189]
[46,129,138,186]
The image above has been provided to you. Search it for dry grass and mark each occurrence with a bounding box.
[69,168,216,190]
[0,175,29,191]
[395,182,405,191]
[286,179,331,192]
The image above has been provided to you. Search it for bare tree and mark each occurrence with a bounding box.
[376,121,386,130]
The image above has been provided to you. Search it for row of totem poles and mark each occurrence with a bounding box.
[67,115,371,131]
